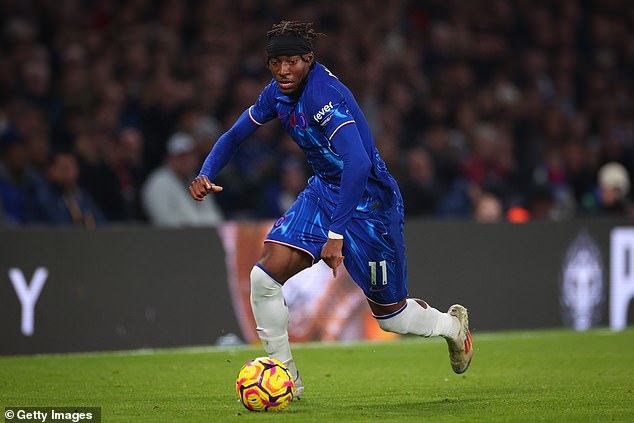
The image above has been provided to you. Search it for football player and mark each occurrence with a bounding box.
[189,21,473,397]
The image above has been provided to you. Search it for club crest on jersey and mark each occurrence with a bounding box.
[297,112,308,129]
[313,101,334,123]
[274,215,287,228]
[288,112,308,129]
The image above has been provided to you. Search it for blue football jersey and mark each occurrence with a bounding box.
[197,60,409,301]
[248,62,399,213]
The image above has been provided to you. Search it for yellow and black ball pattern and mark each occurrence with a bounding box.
[236,356,295,412]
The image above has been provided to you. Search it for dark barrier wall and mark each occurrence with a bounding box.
[0,228,239,355]
[404,219,631,331]
[1,220,633,355]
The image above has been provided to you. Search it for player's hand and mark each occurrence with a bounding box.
[320,238,344,278]
[188,175,223,201]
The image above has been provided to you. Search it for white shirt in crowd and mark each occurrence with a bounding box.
[142,166,224,227]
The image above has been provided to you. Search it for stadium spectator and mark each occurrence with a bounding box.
[0,0,631,222]
[24,150,105,227]
[258,157,309,218]
[0,135,39,224]
[142,132,223,227]
[111,127,148,222]
[0,197,7,226]
[473,192,504,223]
[23,128,50,176]
[400,147,442,217]
[73,128,126,221]
[581,162,634,217]
[460,123,515,202]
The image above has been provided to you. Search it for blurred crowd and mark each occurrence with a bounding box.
[0,0,632,227]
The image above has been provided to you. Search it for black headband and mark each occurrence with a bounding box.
[266,34,312,58]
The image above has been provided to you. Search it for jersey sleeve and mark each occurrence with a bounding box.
[327,122,372,235]
[309,83,355,140]
[197,109,259,180]
[306,80,372,235]
[198,82,278,180]
[248,80,278,125]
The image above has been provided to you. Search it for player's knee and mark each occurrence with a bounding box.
[374,299,416,334]
[370,299,409,334]
[250,265,283,302]
[375,312,408,334]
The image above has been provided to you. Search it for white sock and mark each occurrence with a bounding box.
[376,298,459,339]
[249,265,298,377]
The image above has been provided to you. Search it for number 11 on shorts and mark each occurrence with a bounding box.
[369,260,388,286]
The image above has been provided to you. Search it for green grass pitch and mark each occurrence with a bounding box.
[1,329,633,422]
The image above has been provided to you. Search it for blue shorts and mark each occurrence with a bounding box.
[266,182,408,305]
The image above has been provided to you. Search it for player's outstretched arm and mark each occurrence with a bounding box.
[188,175,223,201]
[192,108,262,202]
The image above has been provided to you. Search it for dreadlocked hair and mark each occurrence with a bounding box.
[266,21,325,42]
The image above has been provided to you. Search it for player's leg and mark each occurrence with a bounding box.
[370,299,472,374]
[250,242,311,396]
[251,187,328,397]
[369,298,459,339]
[342,195,457,337]
[344,193,473,373]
